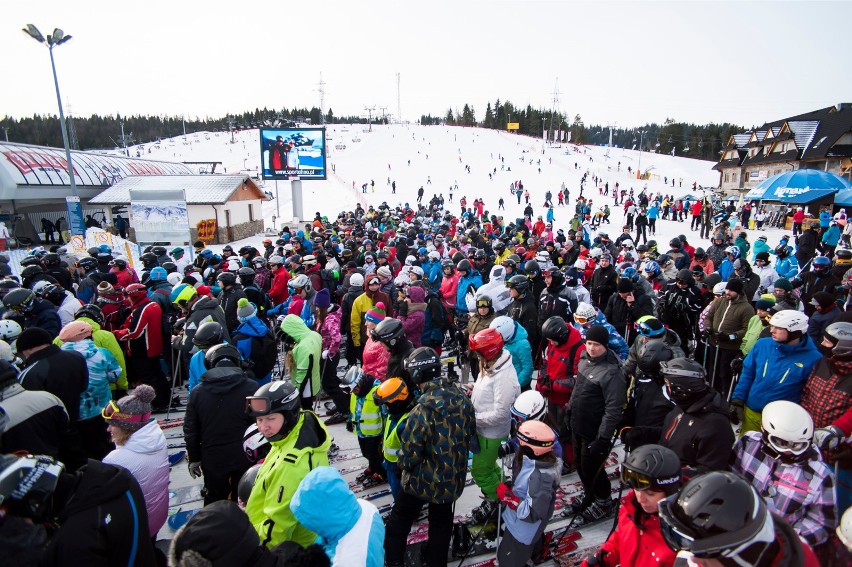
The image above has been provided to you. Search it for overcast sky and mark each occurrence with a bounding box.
[5,0,851,130]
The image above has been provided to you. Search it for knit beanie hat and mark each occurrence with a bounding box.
[58,320,93,343]
[725,278,744,295]
[107,384,155,431]
[774,278,793,291]
[236,298,257,322]
[16,327,53,352]
[365,301,386,324]
[97,281,116,296]
[811,291,836,310]
[585,324,610,346]
[755,295,776,311]
[755,251,770,262]
[169,500,265,567]
[617,279,634,293]
[314,288,331,309]
[377,266,393,279]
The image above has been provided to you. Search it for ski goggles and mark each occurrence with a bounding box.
[573,313,593,325]
[621,465,679,492]
[765,433,810,455]
[101,400,150,423]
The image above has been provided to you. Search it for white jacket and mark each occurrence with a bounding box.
[752,265,778,300]
[103,420,169,536]
[58,292,82,327]
[473,265,513,314]
[471,350,521,439]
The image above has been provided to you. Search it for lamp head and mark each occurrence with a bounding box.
[23,24,46,44]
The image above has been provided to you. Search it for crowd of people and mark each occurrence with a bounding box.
[1,178,851,566]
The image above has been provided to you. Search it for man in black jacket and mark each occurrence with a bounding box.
[507,274,540,358]
[565,325,626,525]
[589,254,618,309]
[795,221,822,269]
[604,278,655,344]
[538,267,578,327]
[658,358,735,477]
[656,269,703,355]
[184,344,257,505]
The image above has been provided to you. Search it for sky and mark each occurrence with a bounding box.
[5,0,852,129]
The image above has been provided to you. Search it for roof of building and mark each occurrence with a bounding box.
[800,108,852,160]
[89,175,265,205]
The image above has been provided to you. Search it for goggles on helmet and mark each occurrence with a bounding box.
[102,400,150,423]
[621,465,679,492]
[573,314,592,325]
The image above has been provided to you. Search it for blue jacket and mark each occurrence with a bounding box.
[820,210,832,228]
[546,208,555,222]
[822,225,841,247]
[573,310,630,361]
[456,270,483,312]
[504,321,534,388]
[291,467,385,567]
[733,335,822,412]
[500,455,560,545]
[751,239,771,263]
[647,205,659,219]
[427,262,443,290]
[775,255,799,279]
[233,316,274,385]
[718,258,735,282]
[188,350,206,393]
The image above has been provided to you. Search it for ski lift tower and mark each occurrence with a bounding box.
[547,79,563,148]
[363,106,376,132]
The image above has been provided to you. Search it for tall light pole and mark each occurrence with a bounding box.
[23,24,77,197]
[637,130,647,178]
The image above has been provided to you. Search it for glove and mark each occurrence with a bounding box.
[730,357,744,373]
[497,440,516,458]
[730,399,745,425]
[397,302,409,316]
[346,420,354,433]
[813,425,845,452]
[587,438,610,458]
[171,335,183,349]
[496,483,520,510]
[188,461,203,479]
[114,329,128,340]
[620,427,641,450]
[321,350,329,360]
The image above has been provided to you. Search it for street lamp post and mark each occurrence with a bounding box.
[23,24,78,198]
[637,130,647,178]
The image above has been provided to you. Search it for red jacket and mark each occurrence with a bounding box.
[583,493,677,567]
[440,273,460,311]
[537,325,585,407]
[793,210,805,223]
[116,298,163,358]
[691,201,702,216]
[269,267,290,305]
[305,264,323,291]
[112,268,134,289]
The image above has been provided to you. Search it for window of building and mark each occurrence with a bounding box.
[249,203,254,222]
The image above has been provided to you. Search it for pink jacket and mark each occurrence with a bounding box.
[319,308,342,358]
[362,335,390,382]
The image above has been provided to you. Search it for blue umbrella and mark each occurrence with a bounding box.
[746,169,852,203]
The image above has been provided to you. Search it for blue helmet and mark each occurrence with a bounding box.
[725,245,740,259]
[418,247,428,256]
[621,266,639,283]
[149,267,167,282]
[636,316,666,337]
[644,261,661,277]
[813,256,831,272]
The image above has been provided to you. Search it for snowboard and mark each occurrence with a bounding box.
[168,450,186,467]
[167,508,201,530]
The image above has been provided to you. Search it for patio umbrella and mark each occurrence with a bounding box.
[745,169,852,203]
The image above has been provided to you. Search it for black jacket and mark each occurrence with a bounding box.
[385,340,415,391]
[19,345,89,423]
[656,278,702,330]
[538,277,578,327]
[0,383,69,458]
[23,299,62,340]
[568,349,626,442]
[184,367,257,471]
[219,286,248,334]
[508,292,540,352]
[590,265,618,308]
[179,296,232,352]
[42,460,156,566]
[659,390,735,474]
[604,284,654,338]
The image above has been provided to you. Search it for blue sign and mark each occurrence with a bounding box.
[65,196,86,236]
[260,128,327,180]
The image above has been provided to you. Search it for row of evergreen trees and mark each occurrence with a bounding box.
[429,102,744,162]
[3,102,743,163]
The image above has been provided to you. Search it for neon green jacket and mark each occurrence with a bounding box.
[246,411,331,547]
[54,316,128,391]
[280,314,322,396]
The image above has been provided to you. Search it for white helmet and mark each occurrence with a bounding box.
[0,320,22,342]
[349,273,364,288]
[574,259,587,270]
[511,390,547,423]
[768,310,808,333]
[0,339,13,362]
[761,400,813,461]
[574,302,597,323]
[410,266,424,277]
[167,272,183,287]
[490,316,516,342]
[621,239,634,249]
[405,255,417,266]
[31,280,52,297]
[291,274,310,289]
[838,507,852,551]
[302,254,317,268]
[242,424,270,464]
[590,248,603,259]
[712,282,728,295]
[428,251,440,261]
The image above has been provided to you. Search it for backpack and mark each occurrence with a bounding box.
[319,269,338,296]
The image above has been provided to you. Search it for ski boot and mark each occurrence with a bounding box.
[570,498,615,528]
[355,468,374,484]
[561,493,589,518]
[467,497,498,525]
[361,473,387,489]
[327,442,340,458]
[451,522,473,558]
[324,412,349,426]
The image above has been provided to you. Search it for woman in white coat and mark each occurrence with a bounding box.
[466,327,521,524]
[102,384,169,539]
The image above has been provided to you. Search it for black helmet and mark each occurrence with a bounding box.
[774,244,788,258]
[161,261,177,274]
[245,381,301,442]
[75,304,105,327]
[372,318,404,347]
[110,258,127,270]
[657,471,775,565]
[693,247,706,259]
[40,284,66,307]
[3,288,35,314]
[621,444,681,495]
[0,454,65,522]
[638,339,675,378]
[204,343,242,369]
[21,265,43,279]
[656,254,672,266]
[647,239,658,250]
[238,267,256,285]
[20,256,42,268]
[823,322,852,360]
[77,257,98,271]
[217,272,238,287]
[669,238,681,249]
[140,253,158,268]
[193,321,225,350]
[43,253,60,267]
[152,246,168,256]
[451,251,464,264]
[524,260,540,275]
[660,358,707,403]
[835,249,852,261]
[404,346,441,383]
[474,249,487,261]
[676,268,692,282]
[506,274,530,293]
[542,316,570,345]
[457,259,472,274]
[237,463,262,505]
[441,259,455,273]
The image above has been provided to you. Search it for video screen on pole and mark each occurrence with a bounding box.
[260,127,327,180]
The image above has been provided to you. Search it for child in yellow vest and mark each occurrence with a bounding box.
[373,377,416,499]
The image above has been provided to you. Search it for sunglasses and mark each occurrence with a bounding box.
[102,400,150,423]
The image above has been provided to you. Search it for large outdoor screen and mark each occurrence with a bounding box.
[260,127,327,180]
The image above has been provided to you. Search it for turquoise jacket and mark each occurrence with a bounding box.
[504,321,534,387]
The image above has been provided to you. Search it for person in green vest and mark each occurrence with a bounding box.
[349,370,387,489]
[245,380,331,548]
[373,376,415,499]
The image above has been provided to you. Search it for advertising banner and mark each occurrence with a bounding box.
[507,122,520,131]
[260,128,327,180]
[129,189,190,244]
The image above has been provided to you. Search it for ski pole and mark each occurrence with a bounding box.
[495,452,506,564]
[710,339,721,392]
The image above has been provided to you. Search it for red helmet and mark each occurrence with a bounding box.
[469,328,504,361]
[124,283,147,298]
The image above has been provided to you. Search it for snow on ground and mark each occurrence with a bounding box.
[149,125,790,564]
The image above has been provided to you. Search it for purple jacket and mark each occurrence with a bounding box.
[399,286,426,347]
